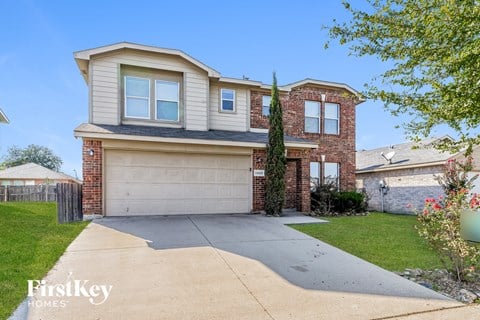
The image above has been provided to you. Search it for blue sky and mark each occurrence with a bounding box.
[0,0,452,177]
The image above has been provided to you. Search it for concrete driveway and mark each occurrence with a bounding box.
[27,213,479,319]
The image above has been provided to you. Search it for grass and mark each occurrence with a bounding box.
[0,202,88,320]
[290,212,444,272]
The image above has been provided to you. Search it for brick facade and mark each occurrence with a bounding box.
[250,85,357,192]
[356,166,444,214]
[285,160,298,208]
[82,139,103,215]
[252,148,311,213]
[252,149,266,211]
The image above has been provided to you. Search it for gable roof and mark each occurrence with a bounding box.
[356,137,456,173]
[73,42,363,97]
[279,78,365,103]
[0,108,9,124]
[74,42,221,81]
[0,163,80,183]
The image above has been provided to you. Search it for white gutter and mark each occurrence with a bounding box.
[74,130,317,149]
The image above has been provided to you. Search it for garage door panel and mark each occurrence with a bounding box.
[216,170,250,183]
[107,183,186,200]
[105,150,251,215]
[109,198,250,216]
[217,184,245,199]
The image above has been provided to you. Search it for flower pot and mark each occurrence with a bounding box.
[461,209,480,242]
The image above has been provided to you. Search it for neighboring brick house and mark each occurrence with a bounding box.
[356,137,480,214]
[73,42,364,216]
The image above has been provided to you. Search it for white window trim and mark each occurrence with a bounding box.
[220,88,236,112]
[155,80,180,122]
[324,162,340,189]
[304,100,321,133]
[124,76,151,119]
[310,161,321,188]
[324,103,340,135]
[262,95,271,116]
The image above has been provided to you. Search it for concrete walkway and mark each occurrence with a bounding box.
[27,213,479,319]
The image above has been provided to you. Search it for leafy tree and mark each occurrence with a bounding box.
[326,0,480,152]
[1,144,62,171]
[265,73,286,216]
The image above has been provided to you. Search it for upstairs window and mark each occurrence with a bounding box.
[221,89,235,112]
[124,71,181,123]
[156,80,179,121]
[304,101,320,133]
[262,96,271,116]
[125,76,150,119]
[324,103,339,134]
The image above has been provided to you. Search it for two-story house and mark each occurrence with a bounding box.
[74,42,364,217]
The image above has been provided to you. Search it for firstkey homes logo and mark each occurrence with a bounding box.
[27,272,113,308]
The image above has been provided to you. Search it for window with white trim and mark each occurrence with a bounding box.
[262,95,271,116]
[156,80,179,121]
[324,162,339,188]
[305,101,320,133]
[310,162,320,188]
[124,72,181,123]
[324,103,339,134]
[221,88,235,112]
[125,76,150,119]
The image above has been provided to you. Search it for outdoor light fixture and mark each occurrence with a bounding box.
[379,179,389,212]
[88,149,94,156]
[321,154,326,162]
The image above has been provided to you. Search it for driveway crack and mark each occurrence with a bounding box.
[188,217,276,320]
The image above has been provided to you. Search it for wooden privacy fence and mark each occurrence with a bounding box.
[56,183,83,223]
[0,185,57,202]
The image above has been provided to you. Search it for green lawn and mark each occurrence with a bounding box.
[291,212,444,272]
[0,202,88,320]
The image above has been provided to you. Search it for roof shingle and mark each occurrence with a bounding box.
[356,137,456,172]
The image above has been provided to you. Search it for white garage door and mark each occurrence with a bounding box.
[105,150,251,216]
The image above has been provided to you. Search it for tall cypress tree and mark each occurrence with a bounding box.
[265,72,286,216]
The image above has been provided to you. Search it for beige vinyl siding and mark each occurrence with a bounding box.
[209,84,248,132]
[89,49,209,129]
[184,72,208,131]
[90,59,119,124]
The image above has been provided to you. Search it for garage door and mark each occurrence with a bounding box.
[105,150,251,216]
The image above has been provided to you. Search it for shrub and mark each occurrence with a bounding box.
[311,182,367,216]
[416,157,480,281]
[334,191,368,213]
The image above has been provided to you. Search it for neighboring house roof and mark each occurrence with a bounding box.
[356,137,456,173]
[74,123,318,149]
[0,108,9,124]
[0,163,81,183]
[74,42,363,99]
